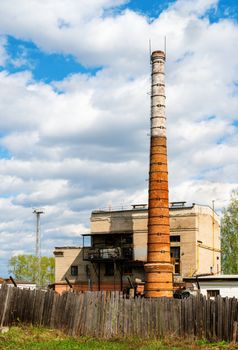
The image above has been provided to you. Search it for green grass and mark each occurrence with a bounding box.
[0,326,237,350]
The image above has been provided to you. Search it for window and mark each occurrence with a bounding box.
[171,247,180,259]
[71,265,78,276]
[83,235,92,247]
[170,235,180,242]
[123,263,132,274]
[105,262,114,276]
[207,290,220,298]
[174,264,180,274]
[125,235,133,244]
[171,247,180,274]
[105,236,114,246]
[123,247,133,260]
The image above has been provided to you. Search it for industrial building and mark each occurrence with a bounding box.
[53,50,221,296]
[53,202,220,294]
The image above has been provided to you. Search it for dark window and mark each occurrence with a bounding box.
[105,236,114,246]
[125,235,133,244]
[170,235,180,242]
[171,247,180,259]
[174,264,180,274]
[105,262,114,276]
[123,247,133,259]
[71,265,78,276]
[207,290,220,298]
[123,263,132,274]
[171,247,180,274]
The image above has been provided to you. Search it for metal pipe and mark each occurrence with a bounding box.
[65,277,73,289]
[127,276,134,289]
[144,50,173,298]
[9,276,17,287]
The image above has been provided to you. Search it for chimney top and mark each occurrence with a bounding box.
[151,50,165,61]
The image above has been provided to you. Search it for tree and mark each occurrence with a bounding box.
[8,255,55,287]
[221,189,238,274]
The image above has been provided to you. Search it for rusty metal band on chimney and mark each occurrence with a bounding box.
[144,50,173,298]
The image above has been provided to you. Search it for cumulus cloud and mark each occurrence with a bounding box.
[171,0,218,16]
[170,180,234,209]
[0,0,237,275]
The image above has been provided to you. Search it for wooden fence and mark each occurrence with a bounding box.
[0,283,238,341]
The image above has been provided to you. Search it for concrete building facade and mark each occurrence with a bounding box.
[53,202,220,294]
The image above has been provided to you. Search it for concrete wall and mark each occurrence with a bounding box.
[90,204,221,277]
[91,211,134,234]
[54,246,141,293]
[170,208,197,277]
[54,247,88,283]
[196,206,221,275]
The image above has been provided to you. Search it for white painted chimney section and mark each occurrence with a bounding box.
[151,52,166,138]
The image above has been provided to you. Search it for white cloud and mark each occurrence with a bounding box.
[0,0,237,275]
[0,1,149,71]
[170,180,235,210]
[171,0,218,16]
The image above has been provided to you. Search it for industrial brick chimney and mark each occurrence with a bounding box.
[144,50,173,298]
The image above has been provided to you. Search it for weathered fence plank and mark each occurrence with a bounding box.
[0,285,238,342]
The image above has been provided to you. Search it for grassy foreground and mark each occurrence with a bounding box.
[0,326,237,350]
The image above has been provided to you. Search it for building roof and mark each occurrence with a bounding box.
[54,246,82,249]
[92,202,196,214]
[91,202,220,222]
[184,275,238,282]
[91,202,218,214]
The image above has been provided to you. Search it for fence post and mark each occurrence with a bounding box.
[0,284,10,330]
[232,321,238,343]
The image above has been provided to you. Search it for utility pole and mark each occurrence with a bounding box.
[33,208,44,288]
[212,200,215,270]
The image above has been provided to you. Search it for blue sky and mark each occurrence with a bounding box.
[3,36,101,83]
[0,0,237,277]
[123,0,176,17]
